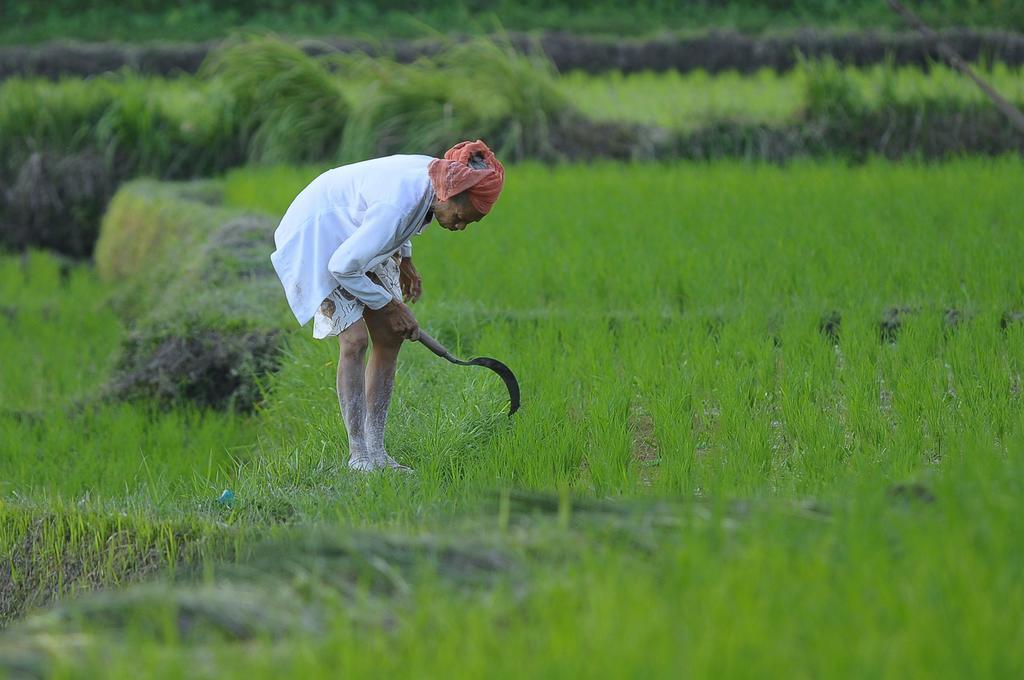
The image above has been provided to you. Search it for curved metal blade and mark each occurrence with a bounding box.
[465,356,521,415]
[416,330,521,415]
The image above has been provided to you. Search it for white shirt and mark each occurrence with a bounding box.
[270,154,434,325]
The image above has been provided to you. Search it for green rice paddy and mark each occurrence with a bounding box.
[2,159,1023,677]
[561,62,1024,128]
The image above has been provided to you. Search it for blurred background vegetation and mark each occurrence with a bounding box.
[3,35,1023,259]
[2,0,1023,42]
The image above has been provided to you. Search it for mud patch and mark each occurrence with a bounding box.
[1000,310,1024,331]
[879,306,915,342]
[628,399,659,487]
[819,310,841,344]
[888,482,936,505]
[319,298,336,319]
[943,308,966,334]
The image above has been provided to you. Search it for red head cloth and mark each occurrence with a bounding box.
[428,140,506,215]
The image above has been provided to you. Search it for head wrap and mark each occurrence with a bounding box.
[428,140,505,215]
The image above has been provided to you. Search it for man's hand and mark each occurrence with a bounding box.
[399,257,422,303]
[381,299,419,341]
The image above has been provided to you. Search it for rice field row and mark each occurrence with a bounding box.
[561,62,1024,128]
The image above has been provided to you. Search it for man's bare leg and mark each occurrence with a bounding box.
[363,306,411,471]
[337,321,377,471]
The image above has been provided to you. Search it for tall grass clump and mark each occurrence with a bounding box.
[202,36,350,164]
[0,75,234,176]
[5,36,1024,258]
[0,74,238,256]
[561,67,804,129]
[95,179,290,411]
[802,57,867,120]
[335,37,573,162]
[563,61,1024,131]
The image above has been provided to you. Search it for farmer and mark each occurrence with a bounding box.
[271,140,505,472]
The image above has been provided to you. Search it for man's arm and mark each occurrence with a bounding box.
[399,255,422,303]
[327,203,405,310]
[398,238,423,301]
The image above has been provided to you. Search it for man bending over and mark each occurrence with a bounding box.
[271,140,506,472]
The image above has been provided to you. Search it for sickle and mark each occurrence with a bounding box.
[416,330,520,416]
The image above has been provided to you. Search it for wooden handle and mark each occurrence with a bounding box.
[416,329,459,363]
[387,294,460,363]
[887,0,1024,136]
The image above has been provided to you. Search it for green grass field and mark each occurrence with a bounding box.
[562,62,1024,129]
[6,61,1020,144]
[2,159,1023,677]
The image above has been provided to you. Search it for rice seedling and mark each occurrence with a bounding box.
[561,61,1024,129]
[0,253,252,500]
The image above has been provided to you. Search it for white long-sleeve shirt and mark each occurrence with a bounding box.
[270,154,434,325]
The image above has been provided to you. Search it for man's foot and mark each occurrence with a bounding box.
[373,450,414,473]
[348,451,413,473]
[348,453,383,472]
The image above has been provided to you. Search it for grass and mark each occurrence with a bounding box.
[225,160,1024,500]
[0,36,569,195]
[562,62,1024,129]
[0,253,251,500]
[6,59,1020,152]
[2,159,1024,676]
[2,0,1022,43]
[15,37,1017,262]
[0,73,236,174]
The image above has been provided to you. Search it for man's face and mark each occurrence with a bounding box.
[434,196,485,231]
